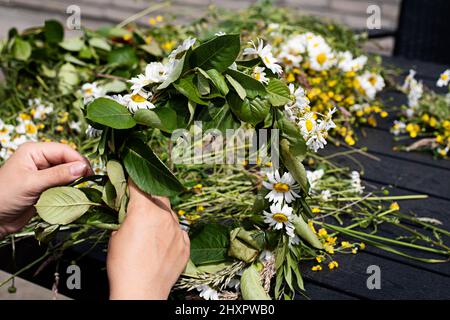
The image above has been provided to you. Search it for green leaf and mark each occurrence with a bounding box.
[107,46,138,67]
[102,80,127,93]
[12,38,31,61]
[228,93,270,126]
[197,72,211,96]
[198,103,240,133]
[102,180,117,210]
[123,138,184,197]
[134,97,190,133]
[241,265,271,300]
[35,223,60,243]
[190,34,240,72]
[226,69,266,99]
[280,139,308,192]
[292,215,323,249]
[88,37,111,51]
[107,160,127,210]
[276,111,307,158]
[173,74,208,105]
[58,63,79,94]
[87,97,136,129]
[59,37,85,51]
[35,187,95,225]
[190,224,229,265]
[44,20,64,44]
[157,54,186,90]
[225,74,246,100]
[267,78,291,106]
[205,69,229,96]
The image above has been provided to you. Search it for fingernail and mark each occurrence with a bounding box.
[70,162,87,177]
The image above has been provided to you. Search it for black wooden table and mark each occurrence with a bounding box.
[0,57,449,300]
[299,57,450,300]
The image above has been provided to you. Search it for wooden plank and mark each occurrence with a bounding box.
[300,250,450,299]
[320,146,450,200]
[354,127,450,170]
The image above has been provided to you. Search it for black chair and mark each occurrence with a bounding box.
[393,0,450,64]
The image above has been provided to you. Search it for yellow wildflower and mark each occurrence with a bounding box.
[312,265,323,271]
[326,236,337,245]
[286,73,295,83]
[351,248,358,254]
[55,125,64,132]
[367,116,377,127]
[324,244,335,254]
[421,114,430,122]
[360,243,366,250]
[341,241,352,249]
[177,209,186,216]
[345,135,355,146]
[122,34,132,42]
[328,261,339,270]
[380,111,388,118]
[390,202,400,211]
[318,228,328,237]
[312,207,321,214]
[197,205,205,212]
[429,117,437,127]
[316,256,324,263]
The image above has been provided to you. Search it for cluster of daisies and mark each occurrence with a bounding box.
[0,99,53,160]
[391,68,450,157]
[262,169,301,245]
[274,32,385,100]
[242,39,335,152]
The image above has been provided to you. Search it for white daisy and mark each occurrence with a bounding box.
[298,111,317,137]
[284,84,310,121]
[86,125,102,138]
[215,31,226,36]
[251,66,269,84]
[168,37,196,60]
[391,120,406,136]
[243,39,282,75]
[306,169,324,191]
[309,44,336,71]
[262,170,300,204]
[305,122,328,153]
[69,121,82,133]
[350,171,364,194]
[81,82,104,105]
[337,51,367,72]
[124,90,155,113]
[320,190,331,201]
[437,69,450,87]
[129,62,169,93]
[263,203,295,237]
[356,71,385,100]
[196,285,219,300]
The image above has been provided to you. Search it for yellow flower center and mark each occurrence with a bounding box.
[131,93,146,103]
[254,72,261,81]
[84,88,93,95]
[316,53,327,65]
[272,213,289,223]
[305,118,314,132]
[274,182,290,193]
[264,56,271,64]
[369,76,377,86]
[25,123,37,134]
[441,74,449,80]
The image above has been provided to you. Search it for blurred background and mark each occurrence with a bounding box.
[0,0,400,55]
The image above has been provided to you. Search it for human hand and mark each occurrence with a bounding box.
[0,142,92,238]
[107,180,190,300]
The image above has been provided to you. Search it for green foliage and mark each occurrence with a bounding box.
[190,224,230,265]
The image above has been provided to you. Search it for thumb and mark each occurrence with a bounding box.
[32,161,88,191]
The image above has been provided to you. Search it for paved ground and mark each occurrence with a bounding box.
[0,270,70,300]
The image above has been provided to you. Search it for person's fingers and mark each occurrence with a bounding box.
[182,230,190,246]
[31,161,89,191]
[27,142,90,170]
[150,196,171,212]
